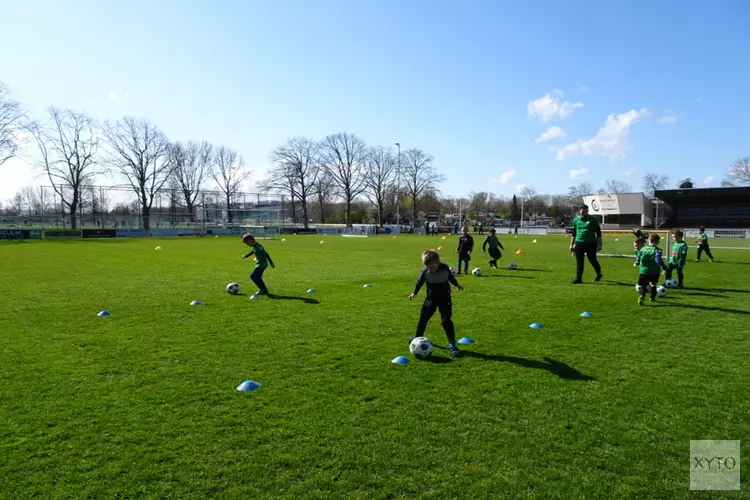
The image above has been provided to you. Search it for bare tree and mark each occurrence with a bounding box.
[678,178,693,189]
[28,108,101,230]
[723,157,750,187]
[642,173,669,197]
[0,83,25,167]
[211,145,247,224]
[104,117,171,231]
[320,132,367,225]
[603,180,631,194]
[11,191,24,215]
[363,146,396,225]
[170,140,211,221]
[312,168,337,223]
[262,137,319,228]
[401,148,443,223]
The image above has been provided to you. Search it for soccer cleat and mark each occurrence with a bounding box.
[593,274,603,282]
[408,335,417,347]
[571,279,583,284]
[638,296,644,306]
[449,345,461,357]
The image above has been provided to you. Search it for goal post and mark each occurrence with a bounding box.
[597,229,672,258]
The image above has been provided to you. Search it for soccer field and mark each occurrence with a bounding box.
[2,234,749,498]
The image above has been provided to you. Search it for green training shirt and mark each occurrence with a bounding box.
[571,215,601,243]
[637,245,668,275]
[483,235,503,251]
[669,241,688,267]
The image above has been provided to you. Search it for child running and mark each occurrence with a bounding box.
[409,249,464,357]
[241,233,275,296]
[482,228,505,268]
[456,226,474,275]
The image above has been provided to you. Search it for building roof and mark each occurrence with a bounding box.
[654,186,750,205]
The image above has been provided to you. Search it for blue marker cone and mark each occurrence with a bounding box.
[529,322,543,329]
[580,311,593,317]
[190,300,202,306]
[236,380,261,391]
[457,337,475,344]
[97,310,111,317]
[391,356,411,365]
[307,288,316,293]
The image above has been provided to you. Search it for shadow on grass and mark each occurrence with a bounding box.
[463,352,596,381]
[514,268,552,273]
[662,303,750,315]
[683,291,727,298]
[268,294,320,305]
[686,286,750,294]
[486,275,534,280]
[422,355,453,364]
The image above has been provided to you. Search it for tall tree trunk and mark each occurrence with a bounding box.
[142,204,151,231]
[301,197,309,229]
[226,193,232,223]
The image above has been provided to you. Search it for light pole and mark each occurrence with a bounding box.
[395,142,401,227]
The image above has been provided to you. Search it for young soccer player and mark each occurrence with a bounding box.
[632,238,644,267]
[241,233,275,296]
[635,233,668,305]
[409,249,464,357]
[665,230,688,288]
[482,228,505,268]
[695,227,714,262]
[456,226,474,274]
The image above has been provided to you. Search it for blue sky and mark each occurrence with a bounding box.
[1,0,749,202]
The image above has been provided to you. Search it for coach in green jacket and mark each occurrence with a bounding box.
[569,204,603,284]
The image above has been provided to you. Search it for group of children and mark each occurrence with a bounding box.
[633,230,688,305]
[239,224,695,358]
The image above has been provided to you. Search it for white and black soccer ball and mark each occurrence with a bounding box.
[508,262,517,269]
[471,268,482,276]
[449,267,457,275]
[664,279,678,288]
[656,285,668,297]
[409,336,433,359]
[226,282,240,295]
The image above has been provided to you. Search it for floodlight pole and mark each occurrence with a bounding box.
[395,142,401,226]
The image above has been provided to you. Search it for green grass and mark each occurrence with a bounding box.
[2,234,749,499]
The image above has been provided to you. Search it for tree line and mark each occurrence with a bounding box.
[1,82,749,229]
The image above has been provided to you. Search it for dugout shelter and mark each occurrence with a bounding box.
[654,186,750,229]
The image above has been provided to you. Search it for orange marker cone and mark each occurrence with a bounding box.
[438,245,444,251]
[516,249,524,255]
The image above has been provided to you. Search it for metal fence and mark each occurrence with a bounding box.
[0,185,293,230]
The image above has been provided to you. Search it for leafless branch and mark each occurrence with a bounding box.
[0,83,25,167]
[169,140,211,221]
[211,145,247,223]
[319,132,367,225]
[401,148,442,222]
[364,146,396,225]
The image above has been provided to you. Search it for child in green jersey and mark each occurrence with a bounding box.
[482,228,505,268]
[665,230,688,288]
[635,233,668,305]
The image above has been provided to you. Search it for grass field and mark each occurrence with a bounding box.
[2,234,749,499]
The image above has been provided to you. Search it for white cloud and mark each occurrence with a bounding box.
[575,86,589,94]
[109,91,132,102]
[703,175,714,187]
[490,169,516,184]
[535,126,566,143]
[568,167,589,180]
[527,89,583,122]
[515,184,526,193]
[660,115,678,125]
[619,167,637,177]
[552,108,650,161]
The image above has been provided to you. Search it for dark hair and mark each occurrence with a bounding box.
[673,230,684,237]
[699,227,705,232]
[580,204,588,210]
[242,233,255,243]
[648,233,661,243]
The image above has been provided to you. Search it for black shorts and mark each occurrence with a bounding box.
[459,253,471,261]
[488,248,501,260]
[638,273,660,287]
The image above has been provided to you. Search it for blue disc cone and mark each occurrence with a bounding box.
[190,300,202,305]
[391,356,411,365]
[97,310,111,317]
[580,311,593,317]
[458,337,475,344]
[529,322,543,329]
[307,288,316,293]
[236,380,261,391]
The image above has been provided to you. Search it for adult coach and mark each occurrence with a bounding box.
[569,204,603,284]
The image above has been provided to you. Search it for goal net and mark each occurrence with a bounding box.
[683,229,750,250]
[597,229,672,258]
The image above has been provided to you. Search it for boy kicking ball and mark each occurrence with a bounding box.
[635,233,668,305]
[409,249,464,357]
[482,228,505,268]
[242,233,275,297]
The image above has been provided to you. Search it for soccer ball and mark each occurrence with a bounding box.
[449,267,457,275]
[409,336,433,359]
[656,285,668,297]
[472,268,482,276]
[508,262,517,269]
[226,283,240,295]
[664,278,678,288]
